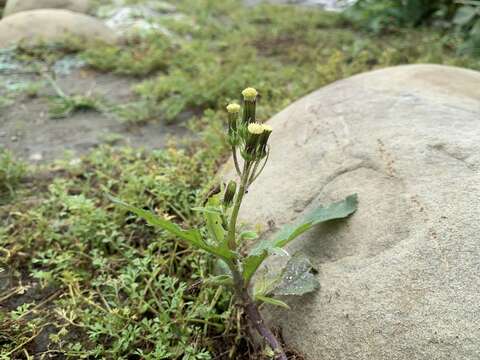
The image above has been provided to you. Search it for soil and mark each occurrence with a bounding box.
[0,65,189,163]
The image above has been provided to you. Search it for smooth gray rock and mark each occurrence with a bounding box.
[0,9,117,48]
[225,64,480,359]
[245,0,355,11]
[4,0,89,17]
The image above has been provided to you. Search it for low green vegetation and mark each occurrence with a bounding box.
[346,0,480,55]
[1,0,480,359]
[0,149,27,203]
[82,0,480,123]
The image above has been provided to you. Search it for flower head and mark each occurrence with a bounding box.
[247,122,264,135]
[226,103,241,114]
[257,124,272,158]
[261,124,272,133]
[242,87,258,101]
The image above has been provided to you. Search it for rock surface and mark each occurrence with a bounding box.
[4,0,89,17]
[226,64,480,359]
[0,9,117,48]
[245,0,355,11]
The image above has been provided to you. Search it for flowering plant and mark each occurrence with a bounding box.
[112,88,357,359]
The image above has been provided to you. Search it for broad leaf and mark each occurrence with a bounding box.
[110,196,236,261]
[454,6,477,26]
[252,267,282,299]
[255,295,290,310]
[243,194,357,282]
[273,253,319,296]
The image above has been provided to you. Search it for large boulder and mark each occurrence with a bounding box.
[0,9,117,48]
[4,0,89,17]
[227,64,480,359]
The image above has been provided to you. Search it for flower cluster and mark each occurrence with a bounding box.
[226,87,272,163]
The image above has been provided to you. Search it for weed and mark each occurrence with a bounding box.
[112,88,357,359]
[48,94,105,119]
[0,149,26,202]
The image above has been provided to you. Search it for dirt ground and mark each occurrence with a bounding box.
[0,63,189,163]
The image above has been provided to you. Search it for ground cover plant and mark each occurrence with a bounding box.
[2,0,480,359]
[346,0,480,55]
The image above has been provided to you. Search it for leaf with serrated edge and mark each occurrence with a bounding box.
[273,253,319,296]
[252,266,283,299]
[243,194,358,282]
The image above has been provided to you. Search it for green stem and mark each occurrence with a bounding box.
[227,161,251,250]
[249,148,269,186]
[232,147,242,177]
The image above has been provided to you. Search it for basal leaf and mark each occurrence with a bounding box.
[243,194,357,282]
[252,267,282,299]
[273,253,319,296]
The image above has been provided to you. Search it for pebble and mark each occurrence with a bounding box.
[29,152,43,161]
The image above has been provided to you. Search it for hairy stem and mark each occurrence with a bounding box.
[244,297,287,360]
[230,269,287,360]
[226,155,287,359]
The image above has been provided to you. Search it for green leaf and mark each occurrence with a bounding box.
[239,231,258,240]
[109,196,236,261]
[470,19,480,36]
[203,275,234,287]
[243,194,358,282]
[453,6,477,26]
[252,267,282,299]
[191,207,223,215]
[203,196,226,245]
[273,253,319,296]
[255,295,290,310]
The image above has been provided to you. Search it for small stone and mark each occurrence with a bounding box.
[4,0,89,17]
[0,9,117,49]
[29,153,43,161]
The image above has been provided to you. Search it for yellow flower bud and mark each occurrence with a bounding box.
[226,103,241,114]
[261,124,272,133]
[247,122,264,135]
[242,87,258,101]
[223,180,237,207]
[259,123,272,157]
